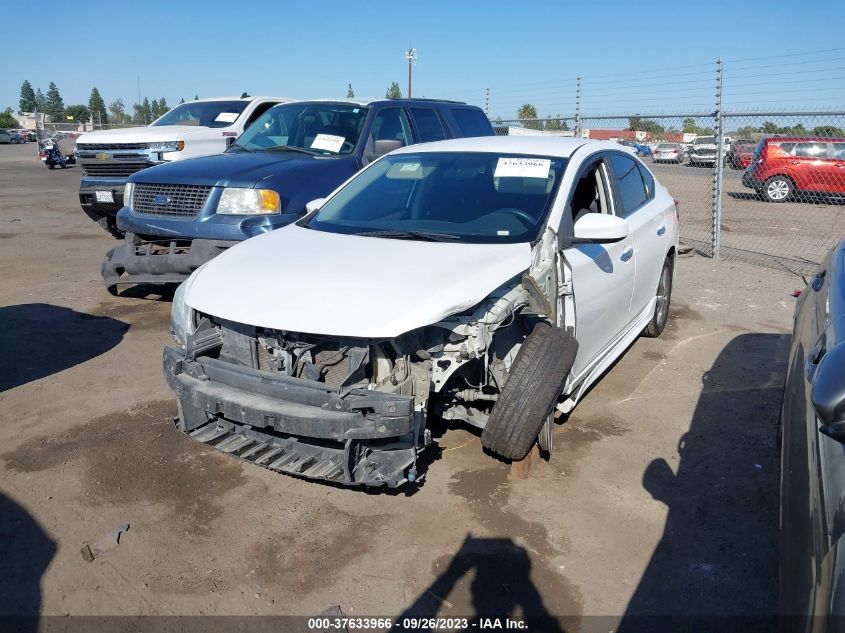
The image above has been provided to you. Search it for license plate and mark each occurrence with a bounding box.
[95,190,114,203]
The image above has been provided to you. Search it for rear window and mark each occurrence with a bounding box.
[409,108,447,142]
[451,108,493,137]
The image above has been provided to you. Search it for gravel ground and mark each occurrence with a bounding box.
[0,142,802,628]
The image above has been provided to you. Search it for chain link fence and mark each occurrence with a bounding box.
[491,110,845,274]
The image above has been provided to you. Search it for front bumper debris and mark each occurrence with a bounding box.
[163,346,429,488]
[102,233,237,288]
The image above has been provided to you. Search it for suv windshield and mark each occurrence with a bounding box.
[304,152,568,244]
[695,136,716,145]
[151,101,248,128]
[233,103,368,155]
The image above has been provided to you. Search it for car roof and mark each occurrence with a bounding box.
[296,97,470,107]
[764,136,845,143]
[189,96,291,103]
[391,135,621,158]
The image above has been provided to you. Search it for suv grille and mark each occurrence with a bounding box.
[132,183,213,218]
[82,162,152,177]
[77,142,148,150]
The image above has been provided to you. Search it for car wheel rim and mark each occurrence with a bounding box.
[656,266,671,326]
[767,180,789,200]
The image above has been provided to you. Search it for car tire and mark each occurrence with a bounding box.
[762,176,793,203]
[480,322,578,460]
[643,256,674,338]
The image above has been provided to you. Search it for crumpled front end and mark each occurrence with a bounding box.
[163,317,431,488]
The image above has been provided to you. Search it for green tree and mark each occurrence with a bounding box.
[19,80,36,112]
[150,98,161,120]
[0,108,19,128]
[64,104,90,124]
[346,83,354,98]
[88,87,108,124]
[35,88,46,111]
[628,117,664,135]
[735,125,759,139]
[813,125,844,137]
[132,102,145,125]
[517,104,541,130]
[544,114,569,132]
[682,117,697,133]
[44,82,65,122]
[157,98,169,114]
[760,121,779,134]
[108,98,126,122]
[142,97,153,124]
[385,82,402,99]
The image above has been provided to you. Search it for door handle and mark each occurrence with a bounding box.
[789,160,800,165]
[656,225,666,236]
[620,247,634,262]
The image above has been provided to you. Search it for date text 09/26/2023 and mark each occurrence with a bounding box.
[307,617,529,630]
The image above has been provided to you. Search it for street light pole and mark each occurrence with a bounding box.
[405,47,417,98]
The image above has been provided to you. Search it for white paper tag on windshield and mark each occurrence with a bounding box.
[494,157,551,179]
[214,112,239,123]
[310,134,345,153]
[400,162,420,172]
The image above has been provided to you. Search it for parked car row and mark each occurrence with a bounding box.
[0,129,26,144]
[73,94,680,489]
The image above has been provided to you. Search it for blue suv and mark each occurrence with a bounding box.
[102,99,493,292]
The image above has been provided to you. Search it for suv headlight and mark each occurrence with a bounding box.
[170,282,195,348]
[124,182,134,210]
[149,140,184,153]
[217,188,281,215]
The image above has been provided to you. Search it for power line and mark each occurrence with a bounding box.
[724,46,845,63]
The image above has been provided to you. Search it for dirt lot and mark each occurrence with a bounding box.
[0,141,800,627]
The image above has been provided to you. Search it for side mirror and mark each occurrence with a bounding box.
[305,198,326,214]
[572,214,629,244]
[373,139,403,158]
[813,342,845,441]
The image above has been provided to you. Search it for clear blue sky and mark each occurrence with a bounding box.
[2,0,843,120]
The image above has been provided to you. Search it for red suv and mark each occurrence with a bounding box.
[742,137,845,202]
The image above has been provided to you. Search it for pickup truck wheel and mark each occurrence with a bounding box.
[481,322,577,460]
[762,176,793,203]
[643,256,674,338]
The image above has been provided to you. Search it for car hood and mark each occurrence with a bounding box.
[130,152,349,188]
[76,125,223,144]
[183,224,532,338]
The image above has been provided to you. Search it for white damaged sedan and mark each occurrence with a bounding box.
[165,136,679,488]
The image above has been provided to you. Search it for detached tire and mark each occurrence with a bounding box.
[481,322,578,460]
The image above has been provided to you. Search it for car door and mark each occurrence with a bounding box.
[607,152,667,321]
[815,142,845,195]
[562,154,636,379]
[790,141,830,193]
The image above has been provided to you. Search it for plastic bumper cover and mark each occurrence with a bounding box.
[163,346,427,487]
[102,233,237,287]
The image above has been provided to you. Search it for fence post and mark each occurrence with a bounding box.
[575,77,581,137]
[485,88,490,118]
[711,58,724,259]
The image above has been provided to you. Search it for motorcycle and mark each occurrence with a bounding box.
[39,140,74,169]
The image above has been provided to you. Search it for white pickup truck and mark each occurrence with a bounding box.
[75,95,291,236]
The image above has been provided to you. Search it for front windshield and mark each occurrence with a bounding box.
[233,103,368,155]
[305,152,568,244]
[151,101,248,128]
[695,136,716,145]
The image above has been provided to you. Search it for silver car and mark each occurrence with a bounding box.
[652,142,684,164]
[780,239,845,623]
